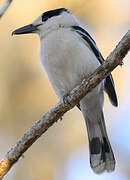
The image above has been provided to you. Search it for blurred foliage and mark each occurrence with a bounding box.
[0,0,130,180]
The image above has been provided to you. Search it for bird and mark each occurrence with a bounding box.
[12,8,118,174]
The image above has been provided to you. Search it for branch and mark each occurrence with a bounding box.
[0,0,12,19]
[0,30,130,179]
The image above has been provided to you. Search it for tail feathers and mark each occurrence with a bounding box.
[86,113,115,174]
[90,136,115,174]
[89,137,105,173]
[102,137,115,172]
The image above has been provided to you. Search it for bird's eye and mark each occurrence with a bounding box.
[42,16,48,22]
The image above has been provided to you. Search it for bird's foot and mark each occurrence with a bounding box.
[63,93,71,106]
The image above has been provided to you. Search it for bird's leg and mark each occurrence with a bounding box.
[63,93,71,105]
[59,93,72,121]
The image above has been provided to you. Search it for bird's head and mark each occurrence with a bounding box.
[12,8,79,38]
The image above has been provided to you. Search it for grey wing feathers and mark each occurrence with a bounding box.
[72,26,118,107]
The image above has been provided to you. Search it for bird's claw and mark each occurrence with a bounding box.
[63,93,71,106]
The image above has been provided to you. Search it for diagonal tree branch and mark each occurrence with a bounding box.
[0,30,130,179]
[0,0,13,19]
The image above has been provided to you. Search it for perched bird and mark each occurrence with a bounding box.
[12,8,118,174]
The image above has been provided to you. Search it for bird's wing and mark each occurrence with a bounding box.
[72,25,118,107]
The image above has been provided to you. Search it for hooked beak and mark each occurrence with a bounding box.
[12,24,38,35]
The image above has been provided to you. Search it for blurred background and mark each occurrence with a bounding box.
[0,0,130,179]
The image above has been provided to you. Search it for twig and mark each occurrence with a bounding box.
[0,30,130,179]
[0,0,13,19]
